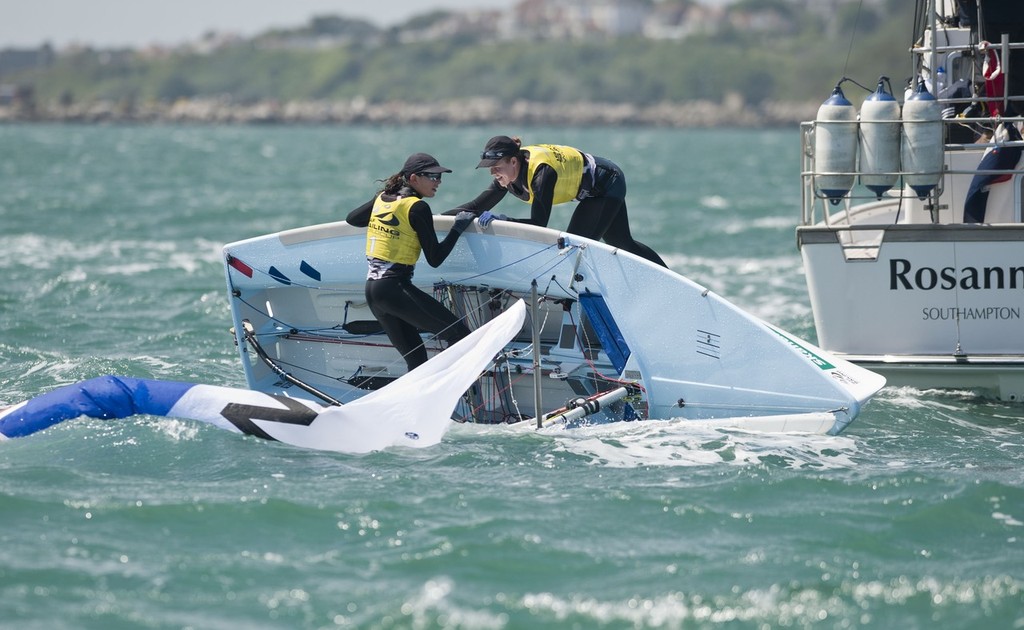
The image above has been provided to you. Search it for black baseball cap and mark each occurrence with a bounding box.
[476,135,520,168]
[402,152,452,176]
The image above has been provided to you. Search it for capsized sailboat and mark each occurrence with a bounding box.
[223,218,885,435]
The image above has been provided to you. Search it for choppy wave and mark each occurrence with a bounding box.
[3,124,1023,630]
[540,420,859,469]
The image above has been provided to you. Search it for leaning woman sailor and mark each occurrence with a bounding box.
[449,135,667,267]
[346,153,476,371]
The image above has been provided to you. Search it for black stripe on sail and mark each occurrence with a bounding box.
[220,395,319,441]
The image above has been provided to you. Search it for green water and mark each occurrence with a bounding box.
[1,124,1022,629]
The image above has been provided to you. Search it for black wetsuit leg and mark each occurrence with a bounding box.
[567,197,668,267]
[566,158,667,267]
[365,277,470,371]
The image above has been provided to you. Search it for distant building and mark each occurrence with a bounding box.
[503,0,653,40]
[643,2,722,40]
[0,83,35,111]
[0,83,16,105]
[397,10,503,44]
[0,45,55,77]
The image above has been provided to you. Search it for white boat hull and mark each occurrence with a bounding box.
[799,224,1024,401]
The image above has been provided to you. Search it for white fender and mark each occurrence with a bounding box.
[900,80,944,200]
[859,79,901,199]
[814,85,858,205]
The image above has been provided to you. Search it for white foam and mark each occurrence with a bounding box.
[542,419,859,469]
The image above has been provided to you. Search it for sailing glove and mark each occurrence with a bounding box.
[452,211,475,234]
[478,210,507,227]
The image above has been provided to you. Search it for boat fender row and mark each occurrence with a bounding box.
[814,78,943,204]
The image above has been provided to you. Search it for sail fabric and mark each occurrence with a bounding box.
[0,300,525,453]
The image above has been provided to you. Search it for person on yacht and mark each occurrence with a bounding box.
[346,152,475,371]
[446,135,667,267]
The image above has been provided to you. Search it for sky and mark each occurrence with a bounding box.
[1,0,511,48]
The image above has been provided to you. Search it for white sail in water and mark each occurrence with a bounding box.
[0,301,526,453]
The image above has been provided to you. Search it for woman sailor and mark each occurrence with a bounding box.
[448,135,667,267]
[346,153,475,371]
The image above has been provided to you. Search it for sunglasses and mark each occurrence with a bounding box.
[480,150,513,161]
[417,172,442,181]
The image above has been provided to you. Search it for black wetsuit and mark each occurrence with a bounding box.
[450,150,667,267]
[347,190,469,371]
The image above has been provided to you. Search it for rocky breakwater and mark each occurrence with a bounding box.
[0,96,818,127]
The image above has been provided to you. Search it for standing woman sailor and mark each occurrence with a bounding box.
[449,135,667,267]
[346,153,476,371]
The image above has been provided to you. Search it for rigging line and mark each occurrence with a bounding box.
[237,279,495,385]
[499,354,526,420]
[247,342,396,390]
[566,306,647,393]
[239,271,546,386]
[460,355,534,422]
[241,322,344,406]
[232,293,352,337]
[234,291,424,387]
[548,275,578,300]
[910,0,925,86]
[841,0,866,80]
[951,239,964,356]
[233,241,571,298]
[454,295,553,414]
[447,242,575,285]
[534,246,582,284]
[433,271,566,354]
[232,293,296,332]
[428,284,514,347]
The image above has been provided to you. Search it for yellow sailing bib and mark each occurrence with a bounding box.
[523,144,585,205]
[366,195,421,265]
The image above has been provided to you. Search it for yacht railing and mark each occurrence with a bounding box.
[799,21,1024,229]
[800,118,1024,228]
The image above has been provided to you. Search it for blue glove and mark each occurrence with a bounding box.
[452,211,475,234]
[478,210,507,228]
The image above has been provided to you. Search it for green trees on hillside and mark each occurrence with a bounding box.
[5,1,914,108]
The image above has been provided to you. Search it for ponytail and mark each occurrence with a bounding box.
[377,172,406,195]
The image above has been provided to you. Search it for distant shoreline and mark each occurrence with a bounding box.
[0,96,818,127]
